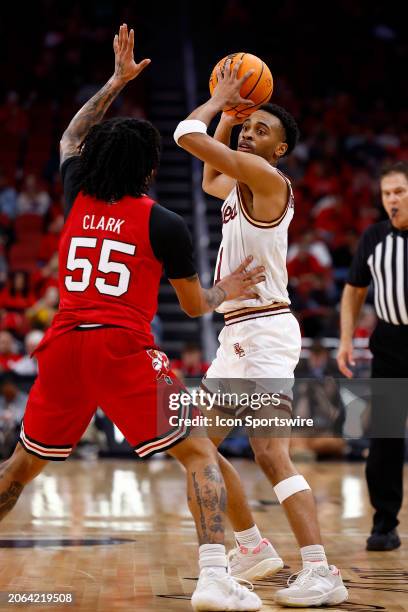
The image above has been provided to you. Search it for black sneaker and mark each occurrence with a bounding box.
[366,529,401,551]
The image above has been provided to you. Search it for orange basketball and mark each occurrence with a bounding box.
[209,52,273,118]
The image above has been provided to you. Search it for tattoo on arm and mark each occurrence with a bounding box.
[60,77,125,166]
[203,286,226,310]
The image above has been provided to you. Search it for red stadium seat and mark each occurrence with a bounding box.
[14,214,44,238]
[9,240,41,272]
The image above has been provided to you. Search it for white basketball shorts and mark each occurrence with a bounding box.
[206,311,301,380]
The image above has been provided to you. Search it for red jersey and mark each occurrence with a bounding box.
[52,192,162,341]
[34,156,196,353]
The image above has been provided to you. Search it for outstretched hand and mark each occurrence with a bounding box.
[113,24,151,83]
[211,59,255,110]
[217,255,265,301]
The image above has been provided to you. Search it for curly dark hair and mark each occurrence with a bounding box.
[259,103,300,156]
[75,117,161,202]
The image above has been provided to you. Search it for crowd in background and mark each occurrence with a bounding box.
[0,0,406,457]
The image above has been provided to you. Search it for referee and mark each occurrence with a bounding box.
[337,161,408,551]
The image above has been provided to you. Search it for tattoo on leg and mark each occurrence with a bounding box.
[202,484,219,512]
[0,463,12,480]
[219,486,227,513]
[0,481,23,520]
[209,513,224,535]
[204,465,222,484]
[212,486,227,535]
[192,468,227,543]
[192,472,208,543]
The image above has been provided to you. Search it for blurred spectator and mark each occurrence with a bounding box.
[0,92,28,137]
[171,343,209,380]
[287,242,332,299]
[10,330,44,376]
[331,229,359,270]
[32,252,59,295]
[303,161,340,200]
[16,175,51,216]
[0,215,15,258]
[0,377,27,458]
[293,342,346,459]
[297,341,338,379]
[0,330,21,372]
[0,271,36,312]
[37,215,63,263]
[0,237,8,286]
[354,304,377,339]
[151,314,163,346]
[0,311,30,339]
[288,230,332,268]
[26,286,59,329]
[0,168,17,219]
[0,271,35,339]
[312,195,354,244]
[288,236,337,337]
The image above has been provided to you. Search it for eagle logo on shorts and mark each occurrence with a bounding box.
[147,349,173,385]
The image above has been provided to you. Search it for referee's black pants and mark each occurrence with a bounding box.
[366,321,408,534]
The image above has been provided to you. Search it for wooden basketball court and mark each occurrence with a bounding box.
[0,458,406,611]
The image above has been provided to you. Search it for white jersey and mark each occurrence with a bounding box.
[214,169,294,314]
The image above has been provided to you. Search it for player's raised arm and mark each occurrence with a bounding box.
[60,24,150,166]
[174,59,282,194]
[202,113,241,199]
[170,256,265,318]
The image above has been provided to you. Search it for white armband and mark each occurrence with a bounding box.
[174,120,208,145]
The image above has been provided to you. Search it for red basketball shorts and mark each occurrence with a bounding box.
[20,326,194,460]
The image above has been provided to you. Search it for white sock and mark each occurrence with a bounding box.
[199,544,227,575]
[300,544,329,569]
[234,525,263,548]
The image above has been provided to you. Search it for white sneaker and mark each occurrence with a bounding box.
[191,568,262,611]
[275,564,348,607]
[228,538,284,581]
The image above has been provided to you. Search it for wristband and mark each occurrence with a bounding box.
[174,120,208,145]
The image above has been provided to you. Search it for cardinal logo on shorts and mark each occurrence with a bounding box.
[233,343,245,358]
[147,349,173,385]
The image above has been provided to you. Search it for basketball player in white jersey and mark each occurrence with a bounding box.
[174,60,348,607]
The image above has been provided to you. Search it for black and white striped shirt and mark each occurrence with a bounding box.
[348,220,408,325]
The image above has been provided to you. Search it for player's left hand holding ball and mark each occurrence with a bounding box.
[113,24,151,84]
[211,59,255,111]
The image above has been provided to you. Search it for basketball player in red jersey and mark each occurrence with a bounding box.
[0,27,264,612]
[174,61,348,607]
